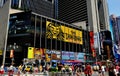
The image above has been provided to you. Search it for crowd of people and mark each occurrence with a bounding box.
[1,59,120,76]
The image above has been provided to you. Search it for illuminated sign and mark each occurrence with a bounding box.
[27,47,34,59]
[46,21,83,44]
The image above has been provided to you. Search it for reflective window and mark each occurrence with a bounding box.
[9,12,31,35]
[11,0,19,8]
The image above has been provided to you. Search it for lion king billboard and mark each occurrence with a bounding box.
[46,21,83,44]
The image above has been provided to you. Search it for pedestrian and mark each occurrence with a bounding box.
[0,64,4,76]
[8,64,14,76]
[115,64,120,76]
[39,64,43,72]
[34,64,39,73]
[108,64,116,76]
[84,63,92,76]
[35,59,39,68]
[61,65,66,72]
[98,64,102,76]
[76,67,81,76]
[101,65,106,76]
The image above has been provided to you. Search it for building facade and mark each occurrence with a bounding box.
[5,12,95,65]
[56,0,111,61]
[0,0,111,65]
[56,0,110,32]
[1,0,54,18]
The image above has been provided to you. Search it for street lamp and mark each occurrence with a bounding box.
[9,43,18,65]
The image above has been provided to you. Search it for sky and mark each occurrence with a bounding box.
[107,0,120,16]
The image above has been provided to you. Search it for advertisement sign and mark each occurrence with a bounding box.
[62,51,70,60]
[46,21,83,44]
[46,49,61,62]
[90,31,96,57]
[27,47,34,59]
[75,52,85,62]
[34,48,45,59]
[69,52,75,60]
[62,51,75,60]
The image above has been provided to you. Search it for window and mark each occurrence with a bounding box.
[47,0,52,2]
[11,0,19,8]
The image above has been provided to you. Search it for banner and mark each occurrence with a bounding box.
[90,31,96,57]
[27,47,34,59]
[46,21,83,44]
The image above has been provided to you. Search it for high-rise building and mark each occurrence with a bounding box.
[56,0,111,60]
[1,0,54,18]
[1,0,110,32]
[56,0,110,33]
[110,15,120,44]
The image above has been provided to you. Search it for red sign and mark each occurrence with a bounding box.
[89,31,96,57]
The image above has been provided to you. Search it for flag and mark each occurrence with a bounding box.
[113,44,118,58]
[113,44,120,59]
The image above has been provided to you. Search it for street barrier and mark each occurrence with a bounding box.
[3,72,74,76]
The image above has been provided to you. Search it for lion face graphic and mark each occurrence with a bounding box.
[46,22,64,40]
[48,23,60,36]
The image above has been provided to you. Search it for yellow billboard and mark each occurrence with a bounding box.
[46,21,83,44]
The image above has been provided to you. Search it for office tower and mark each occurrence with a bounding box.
[1,0,54,18]
[1,0,110,32]
[110,15,120,44]
[56,0,110,32]
[56,0,112,60]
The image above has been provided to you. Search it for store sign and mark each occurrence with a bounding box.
[46,21,83,44]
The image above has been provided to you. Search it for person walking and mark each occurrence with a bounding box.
[101,65,106,76]
[0,64,4,76]
[84,63,92,76]
[108,64,116,76]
